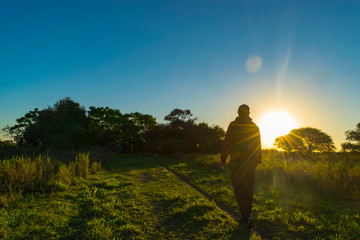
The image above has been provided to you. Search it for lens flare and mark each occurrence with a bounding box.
[246,56,262,73]
[258,111,297,148]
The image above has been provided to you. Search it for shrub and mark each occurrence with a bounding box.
[90,161,101,174]
[0,151,108,196]
[0,155,52,195]
[57,163,74,185]
[0,152,94,196]
[75,153,90,179]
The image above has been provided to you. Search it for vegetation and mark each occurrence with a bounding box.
[87,106,157,153]
[3,98,224,154]
[342,122,360,152]
[172,151,360,197]
[274,127,335,153]
[2,98,157,153]
[0,153,101,196]
[160,153,360,239]
[8,98,359,156]
[1,98,359,238]
[0,155,244,240]
[258,150,360,196]
[0,140,43,160]
[147,108,224,154]
[1,154,359,239]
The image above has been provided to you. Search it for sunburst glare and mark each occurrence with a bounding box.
[258,111,298,148]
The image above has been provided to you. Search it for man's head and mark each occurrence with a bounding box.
[238,104,250,116]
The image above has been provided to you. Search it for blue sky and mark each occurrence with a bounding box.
[1,0,360,148]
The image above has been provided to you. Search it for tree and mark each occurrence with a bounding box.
[49,97,88,149]
[274,127,335,153]
[122,112,156,152]
[147,109,225,154]
[193,123,225,153]
[341,123,360,152]
[164,109,196,125]
[3,108,41,145]
[274,134,306,152]
[87,106,125,148]
[3,97,87,149]
[3,101,225,154]
[87,107,157,152]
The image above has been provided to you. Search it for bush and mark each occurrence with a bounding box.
[57,163,75,185]
[90,161,101,174]
[75,153,90,179]
[0,155,53,195]
[0,152,101,196]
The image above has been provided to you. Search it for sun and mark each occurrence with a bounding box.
[258,111,298,148]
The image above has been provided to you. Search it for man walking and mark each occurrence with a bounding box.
[220,104,261,229]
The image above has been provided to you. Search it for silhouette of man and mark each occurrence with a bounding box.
[220,104,261,229]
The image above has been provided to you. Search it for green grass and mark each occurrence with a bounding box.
[159,154,360,239]
[0,155,257,239]
[1,154,359,239]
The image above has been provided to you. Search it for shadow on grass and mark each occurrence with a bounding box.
[60,199,94,239]
[101,154,159,173]
[162,205,213,232]
[228,224,251,240]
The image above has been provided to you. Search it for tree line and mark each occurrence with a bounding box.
[2,98,224,154]
[2,97,359,154]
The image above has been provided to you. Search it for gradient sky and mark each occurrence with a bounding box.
[1,0,360,149]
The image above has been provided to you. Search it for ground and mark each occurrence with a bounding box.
[0,154,359,239]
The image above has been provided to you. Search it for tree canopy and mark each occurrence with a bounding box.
[148,109,224,154]
[274,127,335,153]
[4,98,87,149]
[2,98,224,154]
[3,98,157,152]
[341,123,360,152]
[164,108,197,126]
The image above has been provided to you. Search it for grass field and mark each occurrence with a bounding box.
[1,154,359,239]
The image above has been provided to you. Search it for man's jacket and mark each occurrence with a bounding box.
[221,114,261,169]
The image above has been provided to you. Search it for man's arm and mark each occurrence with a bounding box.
[220,123,232,165]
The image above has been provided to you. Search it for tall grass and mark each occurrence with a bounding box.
[90,161,102,174]
[75,152,90,179]
[175,152,360,197]
[0,152,102,196]
[257,151,360,197]
[0,155,52,194]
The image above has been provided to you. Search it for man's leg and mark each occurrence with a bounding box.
[230,168,255,222]
[242,171,255,220]
[232,181,246,218]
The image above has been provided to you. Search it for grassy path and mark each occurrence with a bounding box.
[1,154,359,239]
[157,156,360,240]
[0,155,258,240]
[160,164,240,222]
